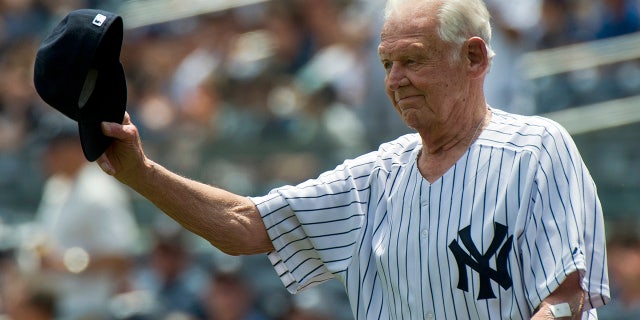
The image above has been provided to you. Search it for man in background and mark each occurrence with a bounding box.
[34,116,140,319]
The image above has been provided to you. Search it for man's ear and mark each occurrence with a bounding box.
[465,37,489,78]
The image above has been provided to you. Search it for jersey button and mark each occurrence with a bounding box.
[421,229,428,238]
[426,312,434,319]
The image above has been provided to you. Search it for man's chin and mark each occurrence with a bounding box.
[401,111,421,130]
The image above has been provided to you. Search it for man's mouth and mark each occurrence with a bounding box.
[396,94,421,104]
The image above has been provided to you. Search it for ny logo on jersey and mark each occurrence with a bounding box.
[448,223,513,300]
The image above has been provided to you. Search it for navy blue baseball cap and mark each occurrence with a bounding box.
[34,9,127,161]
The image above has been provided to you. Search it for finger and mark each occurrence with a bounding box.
[101,121,120,138]
[101,121,132,140]
[97,153,115,175]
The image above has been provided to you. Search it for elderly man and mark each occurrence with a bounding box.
[97,0,609,318]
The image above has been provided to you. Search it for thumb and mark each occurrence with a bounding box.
[101,112,131,139]
[101,121,127,139]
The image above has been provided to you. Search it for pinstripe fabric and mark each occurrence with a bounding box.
[251,108,610,320]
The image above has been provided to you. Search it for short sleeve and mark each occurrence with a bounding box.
[250,154,378,293]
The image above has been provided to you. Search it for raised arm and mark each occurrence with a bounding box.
[97,113,274,255]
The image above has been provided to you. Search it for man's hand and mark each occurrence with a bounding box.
[97,112,146,183]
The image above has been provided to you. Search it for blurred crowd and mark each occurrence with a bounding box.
[1,0,640,319]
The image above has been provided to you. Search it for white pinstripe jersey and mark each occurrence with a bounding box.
[251,108,610,319]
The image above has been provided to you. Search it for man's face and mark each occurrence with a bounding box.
[378,3,467,131]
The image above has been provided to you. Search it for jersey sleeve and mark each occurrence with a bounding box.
[250,152,379,294]
[520,120,610,311]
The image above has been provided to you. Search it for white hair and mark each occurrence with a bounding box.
[384,0,496,61]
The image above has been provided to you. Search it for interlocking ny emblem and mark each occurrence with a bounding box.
[448,223,513,300]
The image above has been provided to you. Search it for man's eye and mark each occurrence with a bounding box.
[382,61,392,70]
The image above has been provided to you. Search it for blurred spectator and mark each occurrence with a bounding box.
[537,0,582,48]
[0,249,57,320]
[597,221,640,319]
[32,116,140,319]
[595,0,640,39]
[262,2,312,75]
[484,0,539,115]
[281,306,332,320]
[7,287,57,320]
[0,38,40,152]
[128,218,210,320]
[203,271,268,320]
[0,0,50,45]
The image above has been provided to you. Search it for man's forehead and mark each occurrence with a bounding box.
[378,32,434,53]
[377,40,429,60]
[380,32,431,43]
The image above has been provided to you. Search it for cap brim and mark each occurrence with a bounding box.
[78,120,112,161]
[78,62,126,161]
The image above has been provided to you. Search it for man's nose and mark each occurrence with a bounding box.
[386,65,408,90]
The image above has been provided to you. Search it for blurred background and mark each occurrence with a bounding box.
[1,0,640,319]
